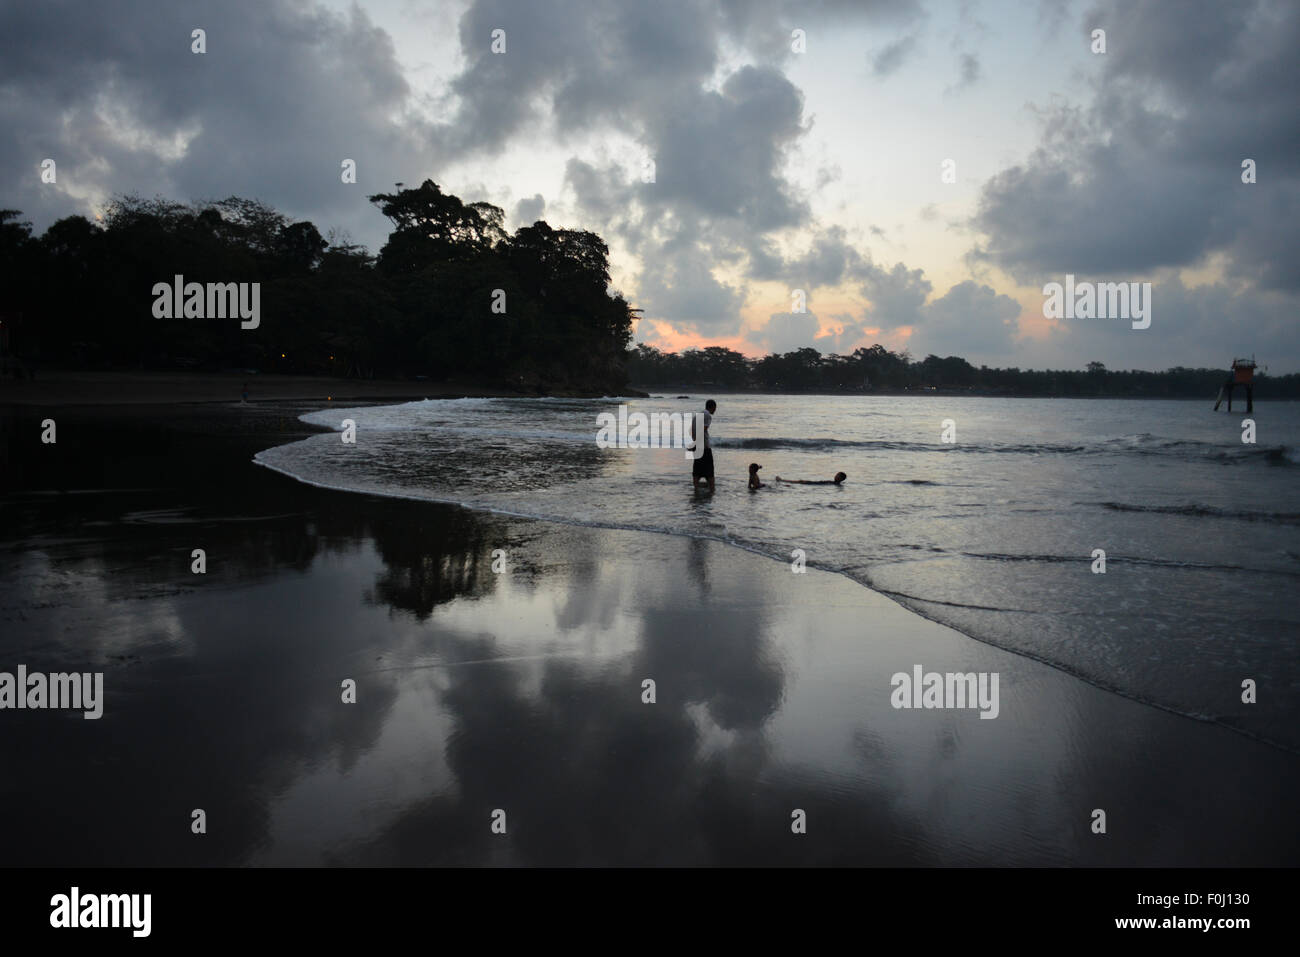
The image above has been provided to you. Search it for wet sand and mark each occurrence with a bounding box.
[0,400,1296,866]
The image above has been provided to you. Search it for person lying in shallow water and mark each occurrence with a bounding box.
[775,471,847,485]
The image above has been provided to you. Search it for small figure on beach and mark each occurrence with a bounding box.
[241,381,249,404]
[689,399,717,492]
[748,463,765,490]
[775,471,847,485]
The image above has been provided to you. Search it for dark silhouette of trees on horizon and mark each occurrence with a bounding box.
[0,180,635,393]
[626,343,1300,399]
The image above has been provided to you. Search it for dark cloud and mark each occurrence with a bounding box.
[566,65,813,265]
[635,239,747,332]
[442,0,917,154]
[649,65,809,230]
[743,236,789,283]
[1042,275,1300,371]
[860,260,933,328]
[783,226,869,289]
[733,226,880,291]
[908,279,1021,357]
[446,0,719,152]
[970,0,1300,292]
[564,159,634,223]
[746,311,821,352]
[721,226,940,345]
[951,52,981,90]
[871,35,919,76]
[557,56,813,330]
[512,193,545,228]
[0,0,432,246]
[815,164,841,189]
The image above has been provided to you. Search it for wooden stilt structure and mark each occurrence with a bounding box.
[1213,357,1256,413]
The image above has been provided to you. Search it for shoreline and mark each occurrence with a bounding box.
[256,397,1299,758]
[258,436,1299,757]
[0,370,648,406]
[4,370,1289,405]
[635,387,1294,401]
[1,397,1297,865]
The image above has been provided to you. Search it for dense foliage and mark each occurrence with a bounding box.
[0,181,636,393]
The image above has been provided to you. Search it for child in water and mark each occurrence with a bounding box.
[748,463,765,490]
[775,471,847,485]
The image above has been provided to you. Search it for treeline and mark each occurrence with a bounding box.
[627,344,1300,398]
[0,181,635,393]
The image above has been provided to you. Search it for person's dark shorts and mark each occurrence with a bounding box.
[692,448,714,480]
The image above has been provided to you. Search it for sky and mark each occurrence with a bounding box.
[2,0,1297,371]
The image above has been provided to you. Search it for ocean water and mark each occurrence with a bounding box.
[254,394,1300,751]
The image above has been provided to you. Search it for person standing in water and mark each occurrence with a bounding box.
[690,399,717,491]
